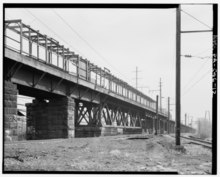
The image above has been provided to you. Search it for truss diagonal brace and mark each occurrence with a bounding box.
[33,72,46,87]
[6,62,23,80]
[102,108,108,125]
[12,63,23,78]
[79,88,90,100]
[69,85,78,95]
[102,95,109,103]
[5,61,18,80]
[91,91,101,102]
[78,109,89,125]
[51,78,63,92]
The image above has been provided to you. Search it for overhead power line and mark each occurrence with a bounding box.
[5,13,13,20]
[24,9,87,59]
[51,9,130,82]
[28,18,37,25]
[182,56,210,91]
[194,47,212,56]
[181,9,212,30]
[182,69,212,96]
[168,35,176,97]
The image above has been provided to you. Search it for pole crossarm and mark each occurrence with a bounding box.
[181,30,212,33]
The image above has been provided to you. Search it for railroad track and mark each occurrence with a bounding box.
[188,135,212,144]
[169,134,212,149]
[180,135,212,149]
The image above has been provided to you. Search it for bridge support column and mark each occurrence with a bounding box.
[141,119,147,133]
[158,119,161,134]
[145,117,153,134]
[26,96,75,140]
[4,81,18,141]
[161,120,164,134]
[160,120,162,134]
[66,97,75,138]
[170,124,173,133]
[150,117,154,134]
[153,118,156,134]
[165,120,167,133]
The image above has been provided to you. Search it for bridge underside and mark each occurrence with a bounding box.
[4,79,194,141]
[4,79,177,141]
[3,56,194,141]
[25,96,146,139]
[74,99,144,137]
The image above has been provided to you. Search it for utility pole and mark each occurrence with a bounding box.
[155,95,159,135]
[176,5,181,146]
[187,114,190,126]
[135,67,138,89]
[185,113,187,126]
[149,78,162,112]
[167,97,170,134]
[198,119,201,136]
[134,66,141,89]
[176,3,214,146]
[159,78,162,112]
[205,110,211,122]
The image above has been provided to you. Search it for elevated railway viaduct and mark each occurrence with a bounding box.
[4,19,195,141]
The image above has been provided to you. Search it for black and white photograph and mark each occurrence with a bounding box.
[2,2,217,174]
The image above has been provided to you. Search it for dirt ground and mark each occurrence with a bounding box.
[3,134,212,174]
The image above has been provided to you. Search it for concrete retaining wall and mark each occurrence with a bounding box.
[75,125,142,137]
[122,127,142,135]
[75,126,102,137]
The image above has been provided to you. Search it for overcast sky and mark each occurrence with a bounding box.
[5,4,213,127]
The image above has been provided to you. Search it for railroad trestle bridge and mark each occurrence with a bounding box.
[4,19,195,140]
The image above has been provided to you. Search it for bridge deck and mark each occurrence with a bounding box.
[4,19,168,117]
